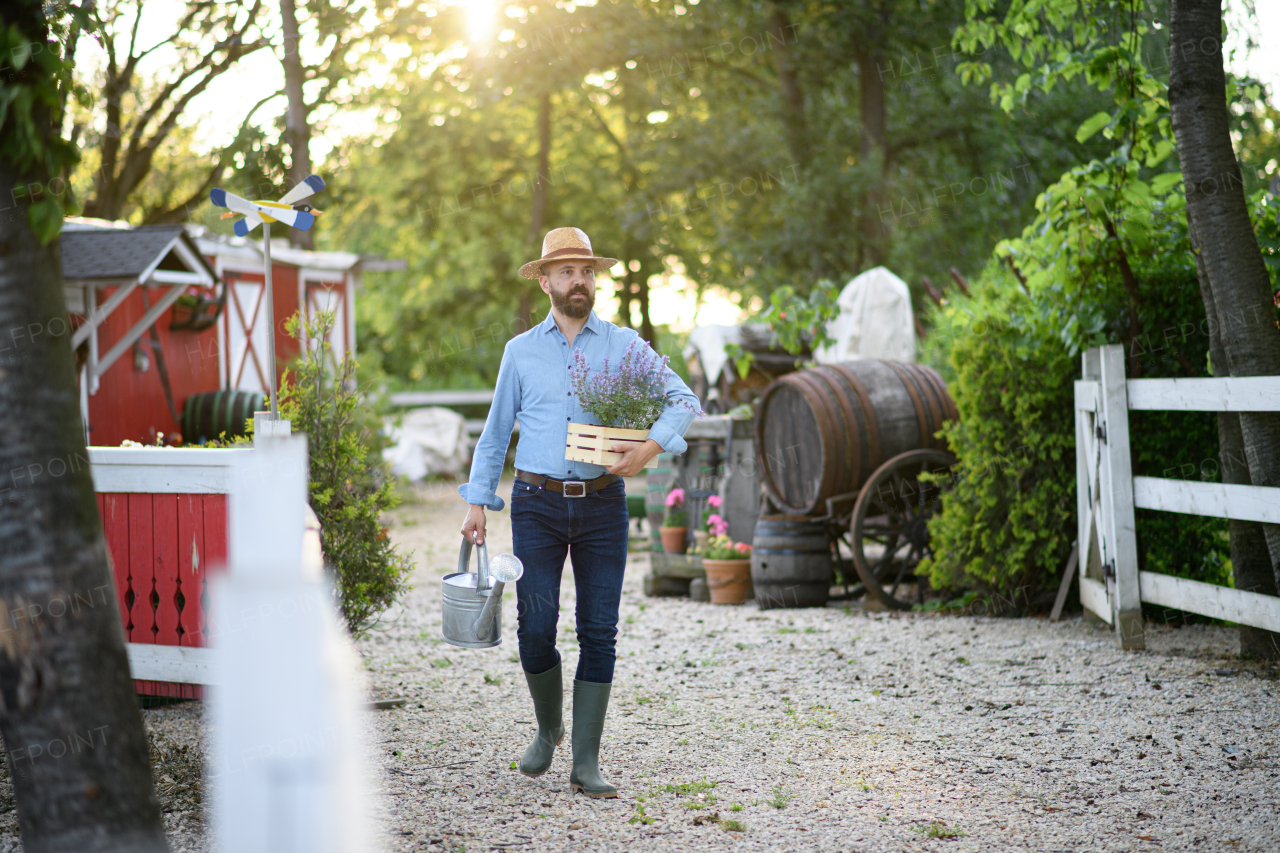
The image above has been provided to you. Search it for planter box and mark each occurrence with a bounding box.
[565,423,659,469]
[649,552,705,579]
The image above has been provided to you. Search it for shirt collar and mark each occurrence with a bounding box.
[540,310,605,337]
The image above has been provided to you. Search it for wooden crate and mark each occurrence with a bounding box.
[565,423,659,469]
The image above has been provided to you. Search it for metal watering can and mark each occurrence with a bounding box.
[441,536,524,648]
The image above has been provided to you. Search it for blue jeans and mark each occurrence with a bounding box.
[510,477,629,683]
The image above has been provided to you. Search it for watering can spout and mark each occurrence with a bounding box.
[474,549,523,640]
[474,587,503,641]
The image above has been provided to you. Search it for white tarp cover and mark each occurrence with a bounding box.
[683,324,743,387]
[815,266,916,364]
[383,406,470,481]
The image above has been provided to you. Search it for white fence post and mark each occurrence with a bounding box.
[210,434,374,852]
[1097,345,1144,649]
[1075,350,1113,627]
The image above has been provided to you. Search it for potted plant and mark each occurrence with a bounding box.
[661,487,688,554]
[701,535,753,605]
[565,341,701,469]
[694,494,722,553]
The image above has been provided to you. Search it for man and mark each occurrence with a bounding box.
[459,227,697,798]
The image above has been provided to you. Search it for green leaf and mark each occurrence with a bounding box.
[1150,172,1182,196]
[1075,111,1112,143]
[27,197,63,246]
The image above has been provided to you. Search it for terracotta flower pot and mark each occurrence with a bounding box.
[703,559,752,604]
[660,526,688,554]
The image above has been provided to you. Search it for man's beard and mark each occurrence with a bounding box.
[550,284,594,319]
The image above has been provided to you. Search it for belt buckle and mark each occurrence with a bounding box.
[562,480,587,498]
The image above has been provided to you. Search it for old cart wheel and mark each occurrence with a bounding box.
[851,449,958,611]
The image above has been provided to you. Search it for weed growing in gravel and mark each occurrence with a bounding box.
[735,642,748,650]
[431,659,452,668]
[767,785,793,809]
[682,792,718,810]
[914,821,964,839]
[729,803,743,812]
[664,778,718,797]
[628,803,655,825]
[858,775,874,791]
[721,819,747,832]
[484,673,502,685]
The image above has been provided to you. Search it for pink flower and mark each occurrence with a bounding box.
[707,514,729,536]
[665,488,685,507]
[707,495,722,508]
[734,542,752,553]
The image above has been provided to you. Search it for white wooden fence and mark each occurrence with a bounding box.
[1074,344,1280,649]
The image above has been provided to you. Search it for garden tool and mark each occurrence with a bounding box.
[441,536,523,648]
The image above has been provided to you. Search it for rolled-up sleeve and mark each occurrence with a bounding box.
[646,350,700,456]
[458,345,520,511]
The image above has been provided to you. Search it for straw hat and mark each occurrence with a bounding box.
[519,227,619,279]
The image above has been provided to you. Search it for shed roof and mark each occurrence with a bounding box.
[60,224,216,282]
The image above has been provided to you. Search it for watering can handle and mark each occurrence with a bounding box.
[476,541,491,594]
[457,535,474,575]
[458,534,493,593]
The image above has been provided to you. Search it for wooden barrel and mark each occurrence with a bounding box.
[750,516,833,609]
[755,360,957,516]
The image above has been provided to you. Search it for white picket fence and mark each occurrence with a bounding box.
[1073,344,1280,649]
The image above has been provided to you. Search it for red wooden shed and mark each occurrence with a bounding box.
[62,219,384,446]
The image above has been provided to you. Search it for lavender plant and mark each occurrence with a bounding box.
[570,340,700,430]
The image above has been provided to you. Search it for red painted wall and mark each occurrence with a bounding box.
[85,287,221,446]
[85,259,307,447]
[98,491,228,699]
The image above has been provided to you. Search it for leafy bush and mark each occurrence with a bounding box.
[918,271,1077,602]
[920,251,1230,604]
[281,310,412,635]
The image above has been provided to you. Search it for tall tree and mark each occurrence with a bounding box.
[1168,0,1280,598]
[78,0,272,223]
[0,2,169,849]
[280,0,314,248]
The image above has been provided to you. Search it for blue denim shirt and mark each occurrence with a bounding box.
[459,311,699,511]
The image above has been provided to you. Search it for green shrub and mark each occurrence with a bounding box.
[281,310,413,635]
[918,271,1077,602]
[920,255,1229,604]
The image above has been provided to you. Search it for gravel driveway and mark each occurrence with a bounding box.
[363,480,1280,852]
[4,479,1268,852]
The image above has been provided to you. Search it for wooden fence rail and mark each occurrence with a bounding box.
[1073,345,1280,649]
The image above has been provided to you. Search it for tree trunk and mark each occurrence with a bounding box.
[769,3,809,168]
[280,0,314,250]
[636,258,656,346]
[0,8,169,850]
[854,43,889,269]
[1200,260,1280,659]
[520,91,552,328]
[1169,0,1280,583]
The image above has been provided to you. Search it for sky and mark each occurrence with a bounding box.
[76,0,1280,332]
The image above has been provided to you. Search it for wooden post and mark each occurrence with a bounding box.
[1097,345,1144,649]
[1075,349,1112,626]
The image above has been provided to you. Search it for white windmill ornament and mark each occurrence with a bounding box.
[209,174,326,419]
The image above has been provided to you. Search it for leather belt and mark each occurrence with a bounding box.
[516,469,619,497]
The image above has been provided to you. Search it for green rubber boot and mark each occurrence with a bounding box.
[518,663,564,777]
[569,679,618,798]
